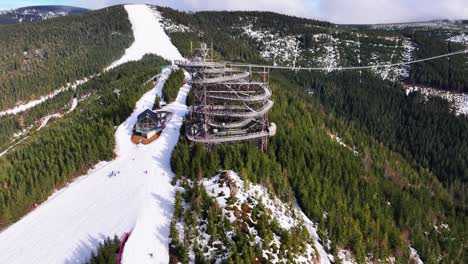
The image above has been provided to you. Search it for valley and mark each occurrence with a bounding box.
[0,3,466,264]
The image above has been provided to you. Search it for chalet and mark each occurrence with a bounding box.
[133,109,172,139]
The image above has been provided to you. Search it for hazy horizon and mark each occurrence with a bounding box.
[1,0,467,25]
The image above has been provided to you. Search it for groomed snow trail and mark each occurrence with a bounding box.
[121,74,190,264]
[107,4,183,70]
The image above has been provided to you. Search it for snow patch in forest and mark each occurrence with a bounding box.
[157,9,192,33]
[36,113,63,131]
[405,85,468,116]
[198,171,332,263]
[329,133,358,156]
[448,34,468,45]
[68,98,78,113]
[409,247,424,264]
[367,38,414,82]
[310,33,340,72]
[107,5,183,70]
[240,24,300,66]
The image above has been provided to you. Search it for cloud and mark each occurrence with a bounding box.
[71,0,468,24]
[315,0,468,24]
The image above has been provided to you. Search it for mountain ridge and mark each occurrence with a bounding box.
[0,5,89,24]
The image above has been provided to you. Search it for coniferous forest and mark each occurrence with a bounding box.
[0,5,133,110]
[408,33,468,92]
[162,69,185,103]
[0,4,466,263]
[162,6,467,262]
[0,55,167,229]
[170,72,467,262]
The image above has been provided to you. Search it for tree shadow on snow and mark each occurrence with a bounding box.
[150,192,174,250]
[63,233,108,264]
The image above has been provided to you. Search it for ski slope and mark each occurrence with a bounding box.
[107,4,183,70]
[0,68,189,264]
[121,75,190,264]
[0,4,188,262]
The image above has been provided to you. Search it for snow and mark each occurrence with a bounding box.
[405,85,468,116]
[157,8,192,33]
[329,132,359,156]
[199,171,332,263]
[121,73,190,264]
[240,23,300,66]
[336,249,357,264]
[68,98,78,113]
[0,136,29,158]
[36,113,63,131]
[409,247,424,264]
[1,3,183,116]
[107,5,183,70]
[0,69,190,264]
[0,77,92,117]
[294,202,332,264]
[448,34,468,45]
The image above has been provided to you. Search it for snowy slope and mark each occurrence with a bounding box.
[0,4,187,262]
[0,69,186,264]
[107,5,183,70]
[200,171,332,263]
[121,74,190,264]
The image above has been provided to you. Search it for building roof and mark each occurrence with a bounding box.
[137,109,159,121]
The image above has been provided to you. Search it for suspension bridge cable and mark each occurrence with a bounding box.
[226,49,468,71]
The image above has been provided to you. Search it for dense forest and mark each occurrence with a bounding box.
[171,72,467,262]
[162,69,185,103]
[287,70,468,212]
[407,33,468,92]
[159,6,468,92]
[160,7,466,261]
[0,5,133,110]
[0,55,167,229]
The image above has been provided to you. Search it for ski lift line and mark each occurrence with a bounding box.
[226,49,468,71]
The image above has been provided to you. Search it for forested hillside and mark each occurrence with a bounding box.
[287,70,468,211]
[171,72,467,262]
[0,4,465,263]
[158,6,468,92]
[408,34,468,92]
[0,55,167,229]
[160,5,467,262]
[0,5,133,110]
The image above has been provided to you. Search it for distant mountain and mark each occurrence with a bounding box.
[0,5,89,24]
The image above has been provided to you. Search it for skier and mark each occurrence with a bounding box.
[148,253,153,258]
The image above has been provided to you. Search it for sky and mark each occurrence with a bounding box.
[0,0,467,24]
